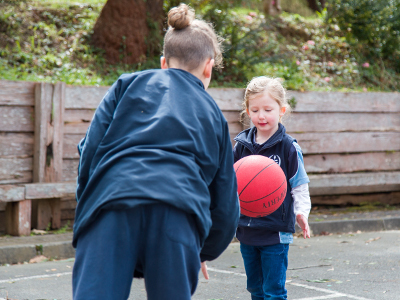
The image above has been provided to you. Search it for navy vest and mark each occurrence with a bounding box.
[233,124,296,233]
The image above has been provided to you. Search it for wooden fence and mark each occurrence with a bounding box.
[0,79,399,235]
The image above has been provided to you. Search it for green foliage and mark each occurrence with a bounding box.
[0,0,399,91]
[325,0,400,72]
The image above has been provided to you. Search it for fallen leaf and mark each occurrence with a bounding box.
[365,237,381,244]
[29,255,48,264]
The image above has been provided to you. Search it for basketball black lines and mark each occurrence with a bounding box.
[237,162,275,197]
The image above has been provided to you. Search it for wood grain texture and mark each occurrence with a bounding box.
[45,82,65,183]
[64,109,93,134]
[33,82,53,183]
[0,106,34,132]
[285,112,400,133]
[208,88,244,111]
[5,199,31,236]
[0,80,36,106]
[36,198,61,230]
[311,191,400,205]
[288,91,400,112]
[65,85,109,109]
[309,172,400,195]
[62,159,78,182]
[24,182,76,199]
[63,134,81,159]
[0,157,32,184]
[304,152,400,174]
[0,185,25,202]
[292,132,400,154]
[0,132,34,156]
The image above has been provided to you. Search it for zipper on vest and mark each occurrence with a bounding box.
[282,205,286,221]
[247,218,252,226]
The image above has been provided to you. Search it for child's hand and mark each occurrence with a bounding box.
[296,214,311,239]
[201,261,209,279]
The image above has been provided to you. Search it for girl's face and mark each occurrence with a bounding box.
[247,90,286,140]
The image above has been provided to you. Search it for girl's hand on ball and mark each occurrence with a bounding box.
[201,262,209,279]
[296,214,310,239]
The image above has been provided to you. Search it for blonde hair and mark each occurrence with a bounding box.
[241,76,290,124]
[163,4,223,71]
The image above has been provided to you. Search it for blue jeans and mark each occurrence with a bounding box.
[240,243,289,300]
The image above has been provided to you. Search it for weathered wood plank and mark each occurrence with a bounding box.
[222,111,241,123]
[44,82,65,183]
[0,185,25,202]
[311,191,400,206]
[285,112,400,133]
[63,134,81,159]
[0,80,36,106]
[0,132,34,156]
[25,182,76,199]
[33,82,53,183]
[0,172,32,185]
[61,198,77,210]
[64,109,93,134]
[36,198,61,230]
[62,159,78,182]
[309,172,400,195]
[65,85,109,109]
[288,91,400,112]
[304,152,400,174]
[61,209,76,221]
[0,106,34,132]
[5,199,31,236]
[208,88,244,111]
[292,132,400,154]
[0,157,32,185]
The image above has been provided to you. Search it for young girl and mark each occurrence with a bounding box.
[72,4,240,300]
[233,76,311,300]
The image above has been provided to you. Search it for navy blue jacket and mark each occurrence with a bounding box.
[74,68,240,262]
[233,124,296,234]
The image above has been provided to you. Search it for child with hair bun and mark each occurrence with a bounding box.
[72,4,239,300]
[233,76,311,299]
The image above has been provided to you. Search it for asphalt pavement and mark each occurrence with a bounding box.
[1,230,399,300]
[1,208,400,265]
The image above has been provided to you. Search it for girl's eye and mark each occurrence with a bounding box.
[252,110,258,113]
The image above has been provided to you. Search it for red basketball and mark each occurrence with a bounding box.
[234,155,287,218]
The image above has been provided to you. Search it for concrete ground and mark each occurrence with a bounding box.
[0,208,400,299]
[0,230,399,300]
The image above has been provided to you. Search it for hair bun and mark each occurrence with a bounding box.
[167,4,195,30]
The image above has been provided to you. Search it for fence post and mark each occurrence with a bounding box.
[32,82,65,230]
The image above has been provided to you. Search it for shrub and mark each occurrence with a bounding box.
[325,0,400,71]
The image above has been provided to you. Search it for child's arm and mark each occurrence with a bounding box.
[200,123,240,263]
[292,183,311,239]
[288,142,311,239]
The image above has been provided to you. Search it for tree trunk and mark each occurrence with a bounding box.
[263,0,282,16]
[91,0,164,65]
[306,0,325,12]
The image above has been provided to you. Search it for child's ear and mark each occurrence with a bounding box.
[203,58,214,78]
[280,106,286,116]
[160,56,168,69]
